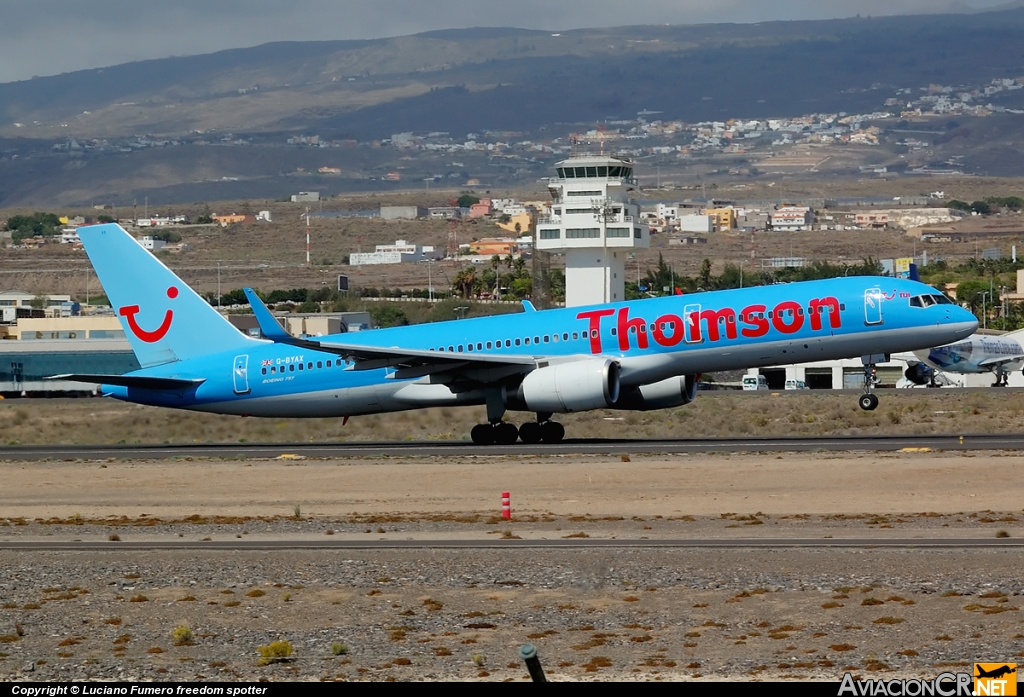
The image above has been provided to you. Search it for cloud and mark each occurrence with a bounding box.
[0,0,1011,83]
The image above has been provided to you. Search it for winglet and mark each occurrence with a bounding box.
[242,288,293,342]
[522,300,536,312]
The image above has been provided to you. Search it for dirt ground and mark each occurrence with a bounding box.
[1,449,1023,682]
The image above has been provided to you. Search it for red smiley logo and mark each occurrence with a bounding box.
[119,286,178,343]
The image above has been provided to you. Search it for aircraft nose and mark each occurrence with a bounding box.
[949,307,978,339]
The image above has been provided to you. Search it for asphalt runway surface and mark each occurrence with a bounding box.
[1,432,1023,460]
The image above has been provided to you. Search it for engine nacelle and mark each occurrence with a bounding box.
[904,363,934,386]
[613,374,699,411]
[513,359,620,413]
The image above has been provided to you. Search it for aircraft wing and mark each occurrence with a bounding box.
[242,288,537,378]
[48,374,206,390]
[978,354,1024,369]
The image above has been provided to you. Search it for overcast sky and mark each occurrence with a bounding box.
[0,0,1012,84]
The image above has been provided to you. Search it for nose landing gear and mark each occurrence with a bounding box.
[858,353,887,411]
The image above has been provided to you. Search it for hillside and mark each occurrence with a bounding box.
[3,9,1024,205]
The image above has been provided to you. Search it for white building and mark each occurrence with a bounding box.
[677,214,713,233]
[349,240,438,266]
[536,155,649,306]
[771,206,815,231]
[139,236,167,252]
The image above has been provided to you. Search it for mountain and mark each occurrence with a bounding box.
[3,8,1024,206]
[2,9,1024,139]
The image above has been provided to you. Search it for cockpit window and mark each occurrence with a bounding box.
[910,294,953,308]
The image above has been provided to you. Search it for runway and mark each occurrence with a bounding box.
[1,432,1023,460]
[2,537,1022,551]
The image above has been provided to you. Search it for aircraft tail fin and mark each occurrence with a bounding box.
[78,223,253,367]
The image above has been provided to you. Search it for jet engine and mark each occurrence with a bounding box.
[511,359,620,413]
[903,363,934,386]
[613,374,699,411]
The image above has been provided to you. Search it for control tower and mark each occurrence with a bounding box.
[536,154,649,307]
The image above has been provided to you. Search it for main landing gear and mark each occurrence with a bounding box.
[470,401,565,445]
[992,369,1009,388]
[469,420,565,445]
[858,353,886,411]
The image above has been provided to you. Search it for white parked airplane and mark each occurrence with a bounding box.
[900,331,1024,387]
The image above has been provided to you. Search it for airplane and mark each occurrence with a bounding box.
[54,223,978,445]
[900,331,1024,387]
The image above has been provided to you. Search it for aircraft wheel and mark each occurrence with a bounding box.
[858,394,879,411]
[518,421,542,444]
[471,424,495,445]
[540,421,565,443]
[495,422,519,445]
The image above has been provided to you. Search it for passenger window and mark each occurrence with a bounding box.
[505,340,511,347]
[563,333,569,341]
[573,332,579,340]
[534,336,540,344]
[552,334,559,342]
[449,346,454,352]
[840,304,846,311]
[515,338,521,346]
[270,366,276,373]
[525,337,531,345]
[261,368,267,375]
[327,360,332,367]
[611,328,617,336]
[289,364,295,372]
[298,364,303,370]
[486,341,492,349]
[477,343,482,350]
[543,335,550,343]
[458,345,464,352]
[591,329,598,338]
[307,362,312,369]
[467,343,473,352]
[317,361,322,368]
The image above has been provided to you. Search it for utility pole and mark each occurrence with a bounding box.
[305,207,311,267]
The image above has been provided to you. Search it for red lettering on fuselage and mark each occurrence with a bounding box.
[579,296,843,354]
[652,314,684,346]
[576,308,615,354]
[617,308,649,351]
[699,307,738,342]
[772,300,804,334]
[740,304,769,338]
[808,296,841,331]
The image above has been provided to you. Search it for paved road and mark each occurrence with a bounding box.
[0,433,1023,460]
[1,538,1021,551]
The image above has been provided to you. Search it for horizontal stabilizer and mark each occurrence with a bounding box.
[48,374,206,390]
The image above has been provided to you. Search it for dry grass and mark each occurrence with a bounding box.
[9,390,1024,446]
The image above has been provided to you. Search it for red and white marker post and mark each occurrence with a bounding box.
[501,491,511,520]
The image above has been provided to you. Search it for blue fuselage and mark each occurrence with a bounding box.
[104,277,976,417]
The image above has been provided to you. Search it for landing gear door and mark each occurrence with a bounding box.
[233,354,251,395]
[864,288,884,326]
[683,303,702,343]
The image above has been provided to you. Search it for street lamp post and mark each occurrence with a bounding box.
[982,291,989,330]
